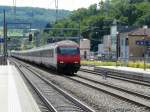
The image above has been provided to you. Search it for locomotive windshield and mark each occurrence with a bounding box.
[57,47,79,55]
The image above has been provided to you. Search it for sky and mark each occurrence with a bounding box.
[0,0,100,11]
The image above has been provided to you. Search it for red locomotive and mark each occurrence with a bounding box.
[11,40,81,74]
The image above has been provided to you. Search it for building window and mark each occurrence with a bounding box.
[125,38,129,46]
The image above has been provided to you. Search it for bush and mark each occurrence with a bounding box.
[81,60,150,69]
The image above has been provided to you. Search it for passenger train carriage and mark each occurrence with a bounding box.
[11,40,81,74]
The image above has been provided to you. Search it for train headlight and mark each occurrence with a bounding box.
[74,61,78,63]
[60,61,64,64]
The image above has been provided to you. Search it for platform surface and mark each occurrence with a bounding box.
[82,65,150,74]
[0,63,41,112]
[97,66,150,75]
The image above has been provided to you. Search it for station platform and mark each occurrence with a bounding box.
[81,66,150,82]
[0,62,41,112]
[96,66,150,75]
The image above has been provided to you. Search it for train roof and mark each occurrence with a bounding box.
[11,40,79,53]
[55,40,79,46]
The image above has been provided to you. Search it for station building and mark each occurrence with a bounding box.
[116,26,150,60]
[80,39,90,60]
[101,25,150,60]
[124,27,150,59]
[100,25,136,60]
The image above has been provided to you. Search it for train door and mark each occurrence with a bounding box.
[84,51,87,59]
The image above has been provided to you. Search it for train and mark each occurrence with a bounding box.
[11,40,81,74]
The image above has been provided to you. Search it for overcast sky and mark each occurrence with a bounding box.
[0,0,101,11]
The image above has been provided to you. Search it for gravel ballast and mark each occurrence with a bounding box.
[32,67,150,112]
[77,71,150,97]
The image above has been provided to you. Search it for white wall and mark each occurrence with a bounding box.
[120,34,129,60]
[80,39,90,59]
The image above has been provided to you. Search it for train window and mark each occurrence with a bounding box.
[37,51,40,57]
[33,52,36,56]
[57,47,79,55]
[44,50,48,57]
[44,49,53,57]
[48,50,50,57]
[47,50,50,57]
[34,52,36,56]
[41,50,47,57]
[30,52,33,56]
[49,49,53,57]
[40,50,42,57]
[39,50,43,57]
[52,49,54,57]
[45,50,49,57]
[37,49,54,57]
[34,51,36,56]
[35,52,37,56]
[31,52,33,56]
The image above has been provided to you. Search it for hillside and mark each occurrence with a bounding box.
[49,0,150,51]
[0,6,70,28]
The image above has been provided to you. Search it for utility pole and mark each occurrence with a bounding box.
[55,0,58,21]
[116,32,120,60]
[116,31,120,66]
[104,0,110,16]
[3,10,7,65]
[78,18,81,43]
[143,26,147,70]
[34,31,40,47]
[13,0,16,20]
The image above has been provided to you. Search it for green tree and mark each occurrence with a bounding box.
[45,0,150,51]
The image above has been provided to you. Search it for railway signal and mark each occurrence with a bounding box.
[0,38,4,43]
[29,33,32,41]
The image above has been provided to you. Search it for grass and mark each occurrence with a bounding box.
[81,60,150,69]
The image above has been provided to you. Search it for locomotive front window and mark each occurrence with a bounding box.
[57,47,79,55]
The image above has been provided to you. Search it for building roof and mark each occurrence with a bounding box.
[128,28,150,36]
[118,26,138,33]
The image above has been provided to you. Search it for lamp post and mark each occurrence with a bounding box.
[143,36,146,70]
[144,42,146,70]
[3,10,7,65]
[143,26,147,70]
[116,31,120,66]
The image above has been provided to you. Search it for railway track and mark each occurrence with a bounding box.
[11,59,95,112]
[80,67,150,87]
[29,65,150,109]
[66,75,150,108]
[75,74,150,100]
[10,58,150,111]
